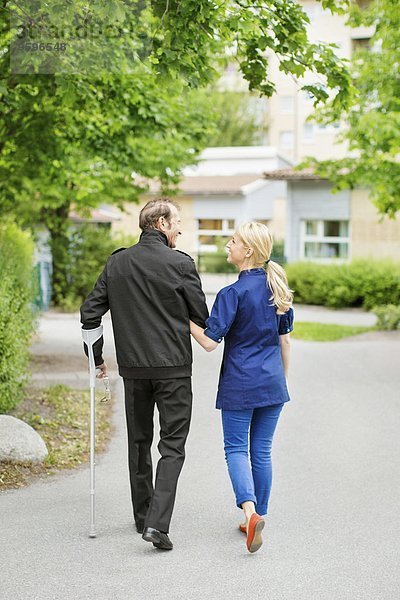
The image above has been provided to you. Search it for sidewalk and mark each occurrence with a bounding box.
[291,304,377,326]
[2,311,400,599]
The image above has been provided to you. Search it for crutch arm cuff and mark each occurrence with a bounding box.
[83,337,104,366]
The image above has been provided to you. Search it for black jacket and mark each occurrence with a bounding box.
[80,229,209,378]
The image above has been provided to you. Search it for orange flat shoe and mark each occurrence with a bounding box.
[246,514,265,553]
[239,524,247,534]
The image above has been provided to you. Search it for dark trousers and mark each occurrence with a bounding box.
[123,377,192,533]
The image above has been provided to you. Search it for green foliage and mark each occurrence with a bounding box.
[197,236,236,273]
[271,240,286,265]
[198,237,286,273]
[291,322,374,341]
[0,220,35,285]
[149,0,352,105]
[1,1,352,303]
[304,0,400,217]
[198,252,237,274]
[58,225,137,311]
[286,260,400,309]
[204,90,267,147]
[0,222,35,413]
[373,305,400,331]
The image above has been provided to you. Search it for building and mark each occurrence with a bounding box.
[113,146,292,258]
[264,168,400,263]
[220,0,374,164]
[113,4,398,268]
[114,147,400,266]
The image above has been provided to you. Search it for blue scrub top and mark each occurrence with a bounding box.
[204,268,294,410]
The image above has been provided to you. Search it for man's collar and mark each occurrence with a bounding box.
[139,228,169,246]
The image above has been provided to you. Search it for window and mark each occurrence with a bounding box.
[198,219,223,230]
[352,37,371,53]
[303,123,314,141]
[305,220,318,235]
[316,122,340,132]
[280,95,294,113]
[279,130,294,147]
[301,220,350,261]
[324,221,348,237]
[197,218,235,251]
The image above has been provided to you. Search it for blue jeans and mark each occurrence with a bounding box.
[221,404,284,516]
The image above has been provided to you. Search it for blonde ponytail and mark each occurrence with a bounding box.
[236,222,294,315]
[264,260,293,315]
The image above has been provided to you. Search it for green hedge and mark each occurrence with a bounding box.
[58,224,137,311]
[0,222,35,413]
[286,260,400,309]
[373,304,400,330]
[198,239,286,273]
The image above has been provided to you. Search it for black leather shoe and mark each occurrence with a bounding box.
[142,527,173,550]
[135,522,144,534]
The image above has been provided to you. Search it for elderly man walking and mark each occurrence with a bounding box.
[80,198,209,550]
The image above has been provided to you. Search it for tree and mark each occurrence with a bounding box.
[202,90,268,147]
[304,0,400,218]
[1,1,353,304]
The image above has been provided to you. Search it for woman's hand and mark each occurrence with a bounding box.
[190,320,219,352]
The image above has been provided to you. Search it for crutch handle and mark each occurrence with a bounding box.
[82,326,104,387]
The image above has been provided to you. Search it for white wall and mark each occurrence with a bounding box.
[184,146,292,176]
[244,181,287,221]
[192,181,287,230]
[193,196,244,221]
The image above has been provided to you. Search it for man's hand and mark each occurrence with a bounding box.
[95,362,107,378]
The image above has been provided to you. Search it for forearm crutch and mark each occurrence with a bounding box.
[81,325,103,539]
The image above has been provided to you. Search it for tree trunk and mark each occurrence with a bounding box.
[47,204,71,307]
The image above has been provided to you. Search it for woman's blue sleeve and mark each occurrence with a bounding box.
[278,307,294,335]
[204,286,239,343]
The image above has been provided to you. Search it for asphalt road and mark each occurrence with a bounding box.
[1,312,399,600]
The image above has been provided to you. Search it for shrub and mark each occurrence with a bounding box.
[198,238,286,273]
[198,252,237,274]
[286,260,400,309]
[373,304,400,330]
[58,224,137,311]
[271,239,286,265]
[197,236,236,274]
[0,222,35,413]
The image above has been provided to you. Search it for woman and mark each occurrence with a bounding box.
[190,222,293,553]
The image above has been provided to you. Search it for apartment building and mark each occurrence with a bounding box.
[268,0,374,163]
[220,0,374,163]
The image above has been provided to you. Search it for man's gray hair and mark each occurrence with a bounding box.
[139,197,180,231]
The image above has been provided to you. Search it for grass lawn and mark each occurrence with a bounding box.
[291,322,375,341]
[0,385,113,491]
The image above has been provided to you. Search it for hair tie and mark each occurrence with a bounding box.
[264,259,270,266]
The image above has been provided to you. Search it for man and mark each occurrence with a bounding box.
[80,198,209,550]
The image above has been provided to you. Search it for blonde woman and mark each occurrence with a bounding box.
[190,222,293,554]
